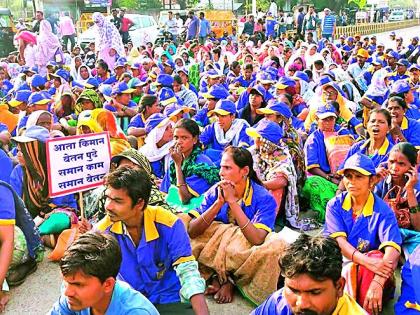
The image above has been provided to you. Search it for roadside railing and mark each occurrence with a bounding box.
[333,19,420,39]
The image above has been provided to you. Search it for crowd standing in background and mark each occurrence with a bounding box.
[0,5,420,315]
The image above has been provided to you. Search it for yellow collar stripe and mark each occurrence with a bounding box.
[342,192,374,217]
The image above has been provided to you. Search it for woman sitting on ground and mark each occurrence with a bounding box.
[302,103,354,222]
[76,108,130,156]
[200,99,252,166]
[160,118,220,213]
[139,113,175,179]
[386,96,420,147]
[246,120,300,228]
[344,109,393,168]
[256,99,306,189]
[324,153,401,315]
[374,142,420,256]
[188,146,285,305]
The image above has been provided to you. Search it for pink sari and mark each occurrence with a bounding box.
[36,20,61,75]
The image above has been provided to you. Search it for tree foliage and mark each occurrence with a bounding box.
[116,0,161,10]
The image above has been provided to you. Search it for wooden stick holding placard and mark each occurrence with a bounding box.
[79,191,84,221]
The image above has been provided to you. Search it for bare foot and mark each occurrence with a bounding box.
[0,290,10,313]
[214,282,234,304]
[204,277,220,296]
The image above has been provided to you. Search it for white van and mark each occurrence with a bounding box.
[78,14,159,48]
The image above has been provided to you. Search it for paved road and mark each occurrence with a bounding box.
[371,25,419,49]
[4,24,415,315]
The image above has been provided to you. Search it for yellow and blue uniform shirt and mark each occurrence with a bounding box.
[344,138,393,168]
[189,179,276,233]
[324,192,402,254]
[388,71,410,83]
[96,206,195,304]
[304,126,351,173]
[160,152,216,197]
[393,116,420,148]
[394,246,420,314]
[0,183,15,226]
[251,288,366,315]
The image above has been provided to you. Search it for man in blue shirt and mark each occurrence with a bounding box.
[198,12,211,45]
[187,11,199,40]
[48,231,159,315]
[321,8,336,41]
[252,235,366,315]
[96,167,209,314]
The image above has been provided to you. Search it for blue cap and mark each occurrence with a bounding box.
[145,113,168,133]
[396,59,410,68]
[246,119,284,144]
[318,75,334,87]
[28,91,52,106]
[27,66,38,74]
[162,60,175,69]
[177,67,189,76]
[390,31,396,36]
[98,84,113,101]
[111,81,136,96]
[256,72,274,84]
[250,84,266,97]
[412,36,419,41]
[46,60,57,67]
[164,103,190,117]
[20,66,29,74]
[83,77,99,89]
[337,153,376,176]
[207,69,221,79]
[52,69,70,82]
[409,64,420,71]
[13,125,50,143]
[371,57,385,66]
[31,74,47,88]
[275,77,296,89]
[130,62,141,70]
[347,36,354,42]
[387,51,399,59]
[114,60,125,69]
[119,57,128,64]
[292,71,310,83]
[128,77,147,88]
[265,67,278,81]
[208,99,236,116]
[9,90,31,107]
[256,100,292,119]
[202,85,230,99]
[324,70,336,80]
[316,104,337,119]
[391,80,411,94]
[155,74,174,87]
[158,87,177,106]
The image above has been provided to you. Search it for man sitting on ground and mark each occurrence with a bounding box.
[96,167,209,315]
[48,231,159,314]
[252,234,366,315]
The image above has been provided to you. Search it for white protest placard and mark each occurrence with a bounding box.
[46,132,111,197]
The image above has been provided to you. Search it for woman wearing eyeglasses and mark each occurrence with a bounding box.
[304,82,364,136]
